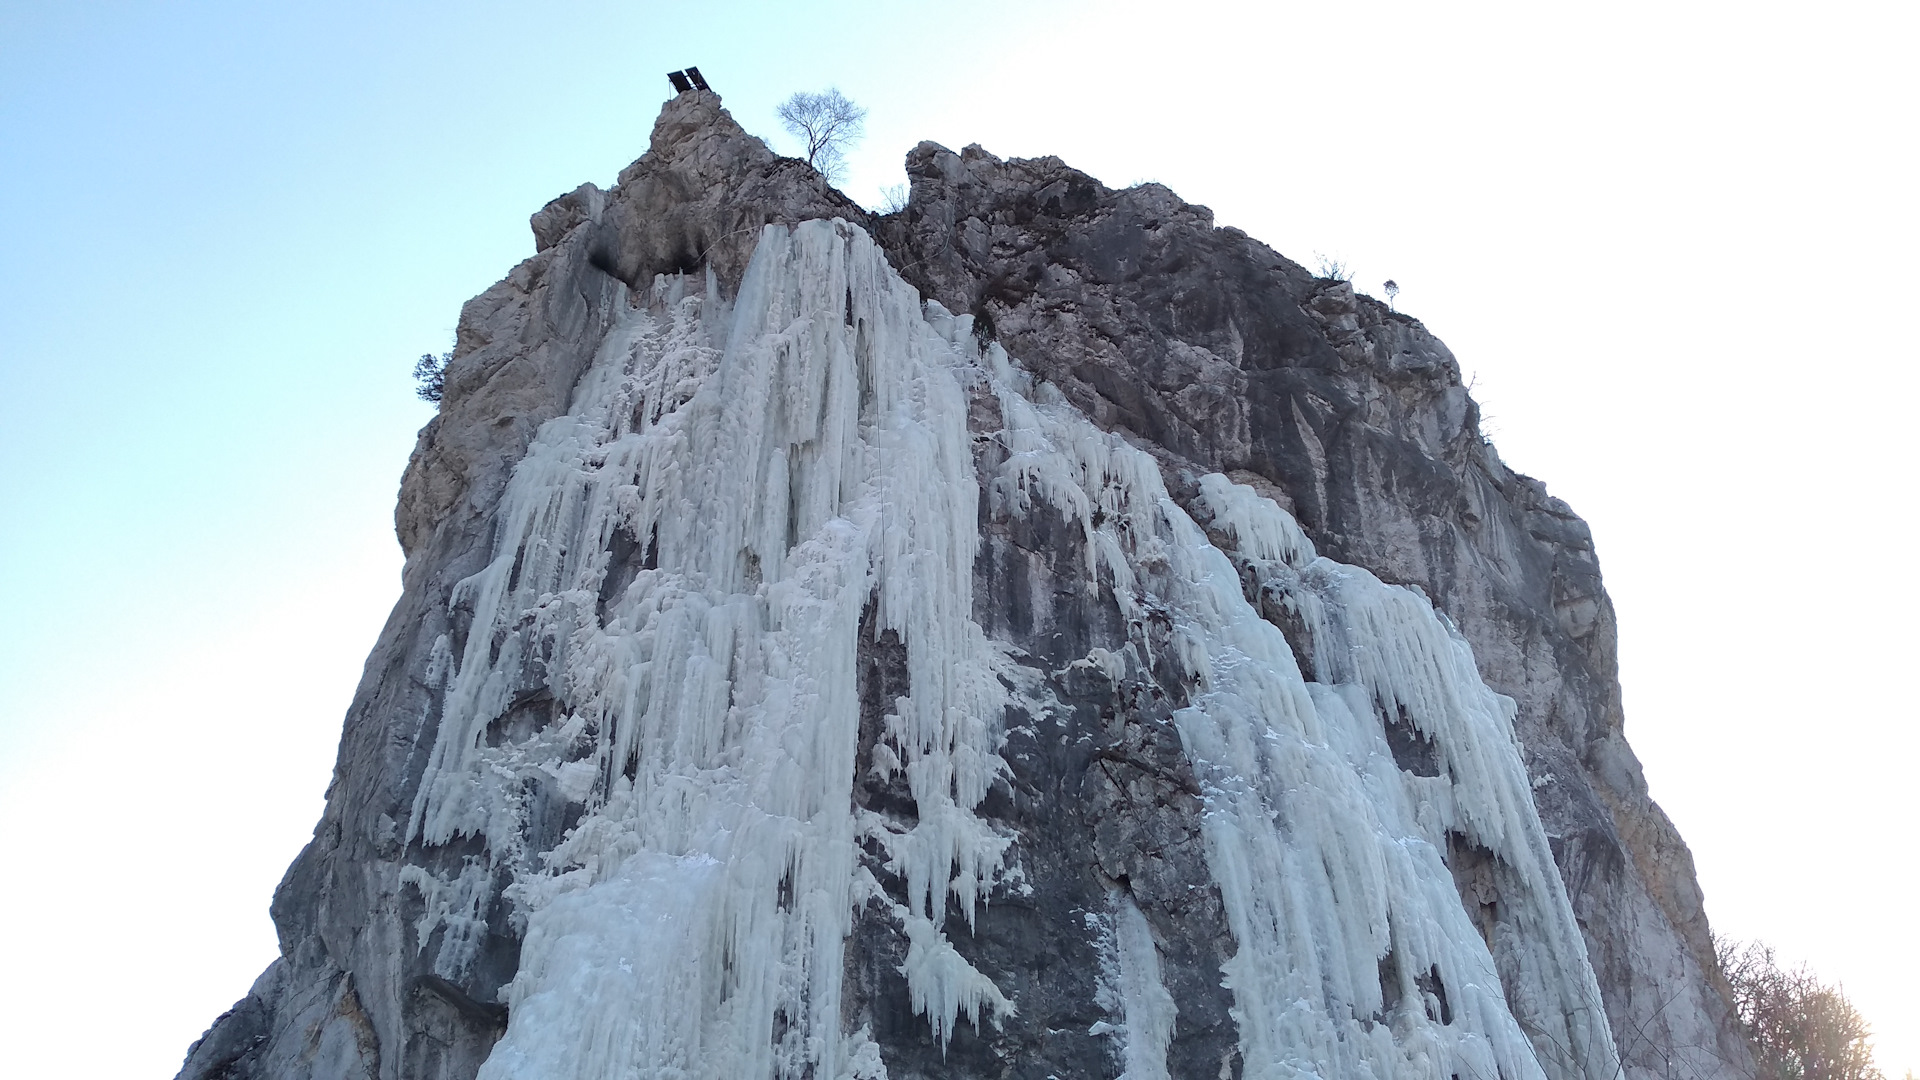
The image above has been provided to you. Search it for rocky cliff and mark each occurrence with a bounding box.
[179,91,1751,1080]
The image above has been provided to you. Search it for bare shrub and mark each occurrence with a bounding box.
[1717,936,1885,1080]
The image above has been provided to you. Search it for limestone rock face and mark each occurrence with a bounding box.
[178,92,1749,1080]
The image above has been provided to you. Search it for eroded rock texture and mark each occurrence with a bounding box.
[178,90,1748,1080]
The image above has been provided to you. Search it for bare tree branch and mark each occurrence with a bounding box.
[776,87,866,186]
[1717,935,1886,1080]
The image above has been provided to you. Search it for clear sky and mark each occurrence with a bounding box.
[1,2,1913,1076]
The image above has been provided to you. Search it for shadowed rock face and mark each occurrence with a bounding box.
[178,91,1749,1080]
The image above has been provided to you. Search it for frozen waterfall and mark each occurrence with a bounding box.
[398,218,1619,1080]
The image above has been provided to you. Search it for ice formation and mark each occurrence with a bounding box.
[400,217,1619,1080]
[1089,891,1179,1080]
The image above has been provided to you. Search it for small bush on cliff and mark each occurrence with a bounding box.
[414,351,449,403]
[1718,936,1886,1080]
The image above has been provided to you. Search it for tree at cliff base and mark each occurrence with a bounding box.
[1718,937,1886,1080]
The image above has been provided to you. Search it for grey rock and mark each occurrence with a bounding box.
[180,92,1749,1080]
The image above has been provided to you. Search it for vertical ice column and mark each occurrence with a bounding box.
[1089,890,1179,1080]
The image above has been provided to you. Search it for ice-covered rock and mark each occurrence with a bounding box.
[178,91,1749,1080]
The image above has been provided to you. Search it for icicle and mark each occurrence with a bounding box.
[400,220,1013,1080]
[1089,890,1178,1080]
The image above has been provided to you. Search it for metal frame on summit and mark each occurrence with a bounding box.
[666,67,710,94]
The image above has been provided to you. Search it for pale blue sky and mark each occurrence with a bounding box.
[2,2,1914,1076]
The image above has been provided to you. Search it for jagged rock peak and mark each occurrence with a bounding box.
[590,88,870,290]
[180,91,1751,1080]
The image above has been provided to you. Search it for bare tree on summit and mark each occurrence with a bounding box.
[777,88,866,186]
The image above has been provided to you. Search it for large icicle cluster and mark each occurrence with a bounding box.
[402,217,1619,1080]
[407,220,1011,1079]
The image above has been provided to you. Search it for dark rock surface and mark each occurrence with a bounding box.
[838,475,1247,1080]
[179,91,1749,1080]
